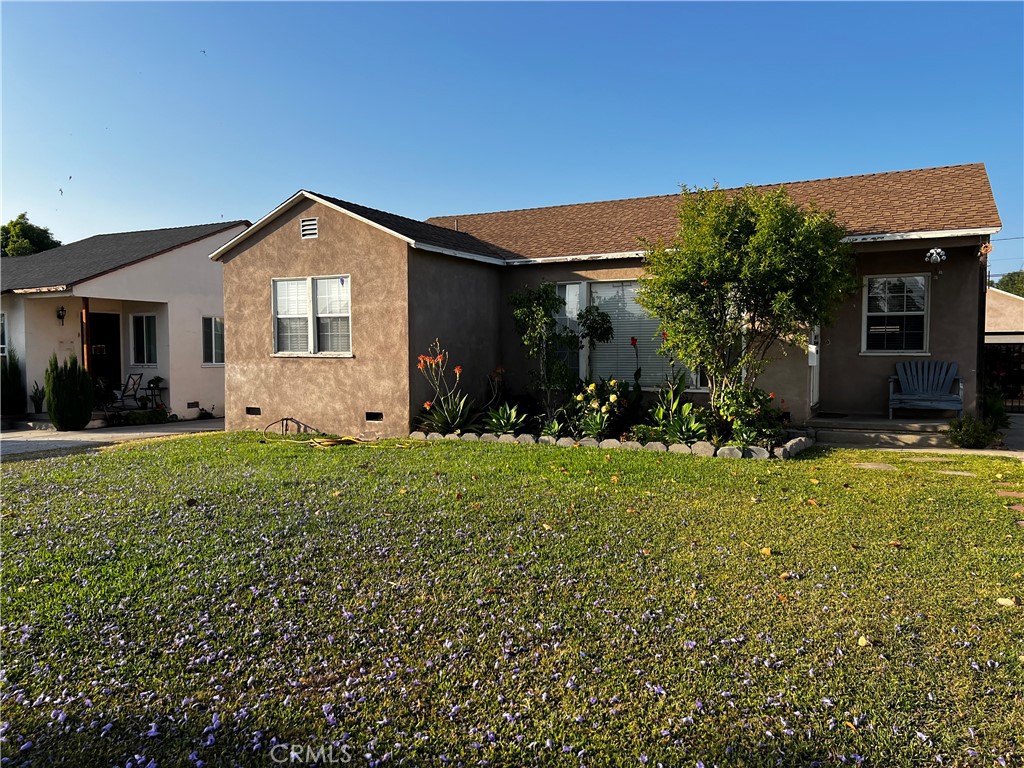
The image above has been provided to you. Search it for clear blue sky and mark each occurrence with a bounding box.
[3,1,1022,278]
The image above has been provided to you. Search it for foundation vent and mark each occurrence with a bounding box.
[245,406,262,416]
[365,412,384,422]
[187,401,200,409]
[300,218,318,239]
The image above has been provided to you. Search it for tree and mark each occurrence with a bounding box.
[995,270,1024,297]
[637,184,855,410]
[1,212,62,258]
[509,282,613,419]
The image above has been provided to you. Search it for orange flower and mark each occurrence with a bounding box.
[769,392,775,399]
[454,365,463,376]
[417,361,425,370]
[424,401,432,410]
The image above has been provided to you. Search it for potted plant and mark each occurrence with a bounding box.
[29,381,45,414]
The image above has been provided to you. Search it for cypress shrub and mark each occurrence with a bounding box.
[0,348,28,416]
[44,352,94,431]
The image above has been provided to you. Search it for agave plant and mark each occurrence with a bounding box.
[483,402,527,435]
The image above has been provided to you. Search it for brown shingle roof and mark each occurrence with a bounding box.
[425,163,1001,261]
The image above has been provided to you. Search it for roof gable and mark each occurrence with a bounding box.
[2,220,249,293]
[426,163,1002,261]
[209,191,512,264]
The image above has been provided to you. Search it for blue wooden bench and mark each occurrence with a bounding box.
[888,361,964,419]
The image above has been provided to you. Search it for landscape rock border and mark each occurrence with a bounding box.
[407,431,815,460]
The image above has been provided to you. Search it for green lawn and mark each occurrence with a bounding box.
[1,433,1022,767]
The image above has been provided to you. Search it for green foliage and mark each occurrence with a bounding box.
[2,434,1021,764]
[416,339,479,434]
[994,269,1024,297]
[509,282,613,418]
[539,417,564,438]
[637,185,854,410]
[983,387,1011,430]
[946,413,1000,449]
[717,386,786,448]
[1,212,62,258]
[482,402,528,435]
[562,379,633,440]
[43,353,94,431]
[29,380,45,413]
[106,407,171,427]
[0,348,28,416]
[649,369,709,444]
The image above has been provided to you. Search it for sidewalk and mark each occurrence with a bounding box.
[0,418,225,458]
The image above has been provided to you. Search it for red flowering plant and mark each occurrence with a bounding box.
[416,339,478,434]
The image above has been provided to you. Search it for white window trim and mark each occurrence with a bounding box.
[860,273,930,356]
[561,278,708,392]
[0,312,7,357]
[271,275,353,357]
[130,313,158,367]
[202,316,225,367]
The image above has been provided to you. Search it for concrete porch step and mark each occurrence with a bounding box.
[809,416,951,448]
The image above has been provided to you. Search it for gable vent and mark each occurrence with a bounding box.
[300,218,318,239]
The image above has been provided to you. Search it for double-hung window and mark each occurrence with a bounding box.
[863,275,928,353]
[131,314,157,365]
[202,316,224,365]
[273,276,351,355]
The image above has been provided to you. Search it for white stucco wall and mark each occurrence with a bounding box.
[73,223,246,418]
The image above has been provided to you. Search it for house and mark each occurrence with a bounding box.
[984,286,1024,412]
[1,220,249,418]
[209,163,1000,438]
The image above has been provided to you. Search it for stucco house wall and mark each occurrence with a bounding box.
[986,287,1024,336]
[407,249,503,418]
[818,239,985,417]
[219,199,411,437]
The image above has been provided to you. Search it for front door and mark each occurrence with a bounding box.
[87,313,121,396]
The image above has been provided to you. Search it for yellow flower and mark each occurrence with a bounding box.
[609,394,618,403]
[587,383,597,393]
[576,394,584,402]
[590,399,600,410]
[601,405,609,413]
[609,379,617,387]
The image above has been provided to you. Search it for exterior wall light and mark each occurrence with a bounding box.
[925,248,946,264]
[56,305,67,326]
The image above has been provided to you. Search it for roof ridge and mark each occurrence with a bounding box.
[427,163,988,221]
[85,220,249,239]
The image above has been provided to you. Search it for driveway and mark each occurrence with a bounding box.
[0,418,225,458]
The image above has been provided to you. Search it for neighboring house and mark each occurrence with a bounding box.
[984,287,1024,412]
[210,163,1000,438]
[985,287,1024,343]
[1,220,249,418]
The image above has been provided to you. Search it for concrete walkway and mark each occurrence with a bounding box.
[0,418,225,458]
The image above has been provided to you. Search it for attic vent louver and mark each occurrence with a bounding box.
[300,218,318,239]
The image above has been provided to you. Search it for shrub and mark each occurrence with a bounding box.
[29,380,45,414]
[483,403,527,435]
[562,379,632,440]
[107,407,171,427]
[0,349,27,416]
[946,414,1000,449]
[44,352,94,431]
[983,387,1010,430]
[717,386,786,448]
[540,418,564,438]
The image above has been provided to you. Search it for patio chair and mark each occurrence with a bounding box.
[109,372,143,411]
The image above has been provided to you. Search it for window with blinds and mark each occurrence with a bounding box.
[273,276,351,354]
[588,281,673,387]
[202,316,225,365]
[863,275,927,352]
